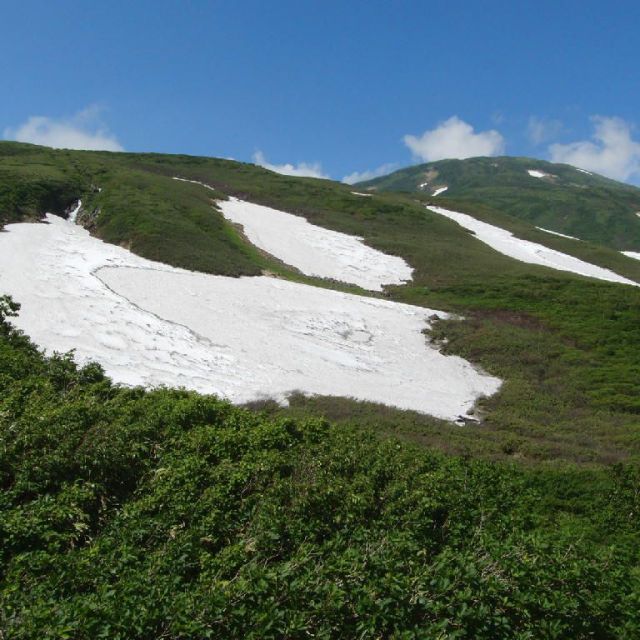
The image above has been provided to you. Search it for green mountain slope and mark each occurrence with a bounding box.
[1,140,639,466]
[1,143,640,636]
[2,142,639,286]
[356,156,640,251]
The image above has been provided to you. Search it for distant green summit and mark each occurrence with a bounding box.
[356,156,640,251]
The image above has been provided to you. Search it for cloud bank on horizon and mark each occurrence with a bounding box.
[403,116,506,162]
[4,106,123,152]
[4,107,640,186]
[252,150,328,179]
[342,163,398,185]
[549,116,640,183]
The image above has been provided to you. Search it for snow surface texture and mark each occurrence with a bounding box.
[527,169,547,178]
[0,214,501,419]
[536,227,581,241]
[432,186,448,196]
[426,206,638,287]
[622,251,640,261]
[218,197,413,291]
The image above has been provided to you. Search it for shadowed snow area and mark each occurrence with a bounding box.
[218,197,413,291]
[427,206,638,286]
[0,214,500,419]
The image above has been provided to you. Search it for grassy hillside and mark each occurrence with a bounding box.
[357,156,640,251]
[2,143,640,286]
[1,144,640,635]
[1,300,639,639]
[1,141,640,468]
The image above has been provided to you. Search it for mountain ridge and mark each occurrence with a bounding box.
[356,155,640,251]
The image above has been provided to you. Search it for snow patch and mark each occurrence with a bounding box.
[173,176,217,191]
[351,192,372,197]
[432,186,448,197]
[418,182,429,189]
[527,169,547,179]
[0,215,501,419]
[622,251,640,261]
[67,200,82,224]
[536,227,581,241]
[427,206,637,286]
[575,168,593,175]
[218,197,413,291]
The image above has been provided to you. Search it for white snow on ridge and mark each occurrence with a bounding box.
[351,191,372,197]
[432,186,448,197]
[427,206,638,287]
[575,168,593,175]
[218,197,413,291]
[527,169,547,179]
[536,227,581,241]
[0,215,500,419]
[173,176,217,191]
[622,251,640,261]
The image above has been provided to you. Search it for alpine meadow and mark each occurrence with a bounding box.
[2,2,640,637]
[1,140,640,638]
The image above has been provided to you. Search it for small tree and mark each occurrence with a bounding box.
[0,295,20,333]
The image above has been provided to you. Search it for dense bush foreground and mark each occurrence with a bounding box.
[1,297,639,639]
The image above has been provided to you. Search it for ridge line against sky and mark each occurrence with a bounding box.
[5,108,640,185]
[2,1,639,184]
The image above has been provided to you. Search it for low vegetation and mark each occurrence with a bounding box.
[2,144,640,637]
[1,299,639,638]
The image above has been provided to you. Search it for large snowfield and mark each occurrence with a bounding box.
[0,214,500,420]
[427,206,638,286]
[218,197,413,291]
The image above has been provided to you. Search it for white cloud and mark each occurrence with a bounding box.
[253,151,329,179]
[403,116,505,162]
[549,116,640,182]
[342,162,398,184]
[528,116,563,145]
[4,106,123,151]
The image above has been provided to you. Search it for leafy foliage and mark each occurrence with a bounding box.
[1,307,639,638]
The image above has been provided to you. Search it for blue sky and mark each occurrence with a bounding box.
[2,1,640,183]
